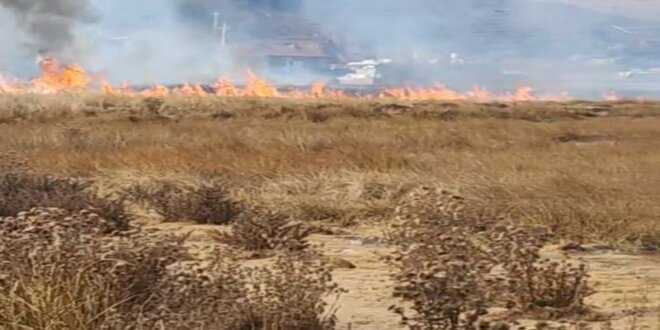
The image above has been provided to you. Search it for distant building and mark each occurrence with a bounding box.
[229,37,342,70]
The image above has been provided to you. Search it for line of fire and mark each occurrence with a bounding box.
[2,0,660,100]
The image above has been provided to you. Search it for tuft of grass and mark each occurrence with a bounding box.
[0,153,131,232]
[125,181,243,224]
[213,208,312,256]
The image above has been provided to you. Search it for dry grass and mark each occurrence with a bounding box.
[0,205,342,330]
[1,96,659,248]
[1,94,659,329]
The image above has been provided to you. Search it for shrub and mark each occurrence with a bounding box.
[213,208,311,255]
[389,237,497,330]
[0,152,32,174]
[0,207,343,330]
[244,253,343,330]
[494,225,593,318]
[387,186,593,329]
[387,187,502,329]
[0,207,188,329]
[0,154,130,232]
[127,182,243,224]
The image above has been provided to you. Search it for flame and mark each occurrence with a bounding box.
[214,78,240,97]
[140,85,170,98]
[603,91,621,101]
[0,74,16,94]
[243,71,279,97]
[309,82,328,98]
[502,86,536,102]
[176,84,207,97]
[31,57,91,93]
[379,85,465,101]
[0,57,616,102]
[466,86,495,102]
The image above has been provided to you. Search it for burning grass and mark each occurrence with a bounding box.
[0,58,570,101]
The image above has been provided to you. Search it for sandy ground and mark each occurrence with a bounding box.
[151,219,660,329]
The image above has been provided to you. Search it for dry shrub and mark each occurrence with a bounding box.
[58,125,92,152]
[0,207,342,330]
[387,186,593,329]
[387,187,502,329]
[241,253,343,330]
[496,226,593,318]
[213,208,311,254]
[0,207,188,329]
[0,152,32,174]
[0,154,130,232]
[151,250,342,330]
[126,181,243,224]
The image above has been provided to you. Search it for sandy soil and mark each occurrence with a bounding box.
[151,220,660,329]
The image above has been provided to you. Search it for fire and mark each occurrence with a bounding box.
[0,57,617,102]
[243,71,279,97]
[140,85,170,98]
[215,78,240,96]
[31,57,91,93]
[176,84,207,97]
[603,91,621,101]
[379,85,464,101]
[0,74,16,94]
[503,86,536,102]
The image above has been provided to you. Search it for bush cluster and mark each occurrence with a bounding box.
[387,186,593,330]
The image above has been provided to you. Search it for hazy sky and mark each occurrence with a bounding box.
[537,0,660,20]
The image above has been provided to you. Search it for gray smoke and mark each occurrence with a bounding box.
[0,0,98,56]
[0,0,241,84]
[1,0,660,98]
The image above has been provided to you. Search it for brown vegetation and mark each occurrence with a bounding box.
[1,96,659,329]
[0,205,341,330]
[387,187,592,329]
[124,181,243,224]
[213,208,312,255]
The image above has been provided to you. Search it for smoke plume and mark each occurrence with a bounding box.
[0,0,98,56]
[1,0,659,97]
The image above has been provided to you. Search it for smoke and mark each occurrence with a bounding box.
[0,0,98,57]
[0,0,245,84]
[0,0,659,97]
[78,0,241,84]
[294,0,659,96]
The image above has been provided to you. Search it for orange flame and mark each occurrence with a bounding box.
[140,85,170,98]
[243,71,279,97]
[603,91,621,102]
[214,78,240,97]
[0,74,16,94]
[31,57,91,93]
[176,84,207,97]
[0,57,614,102]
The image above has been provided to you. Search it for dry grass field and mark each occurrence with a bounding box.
[1,95,659,329]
